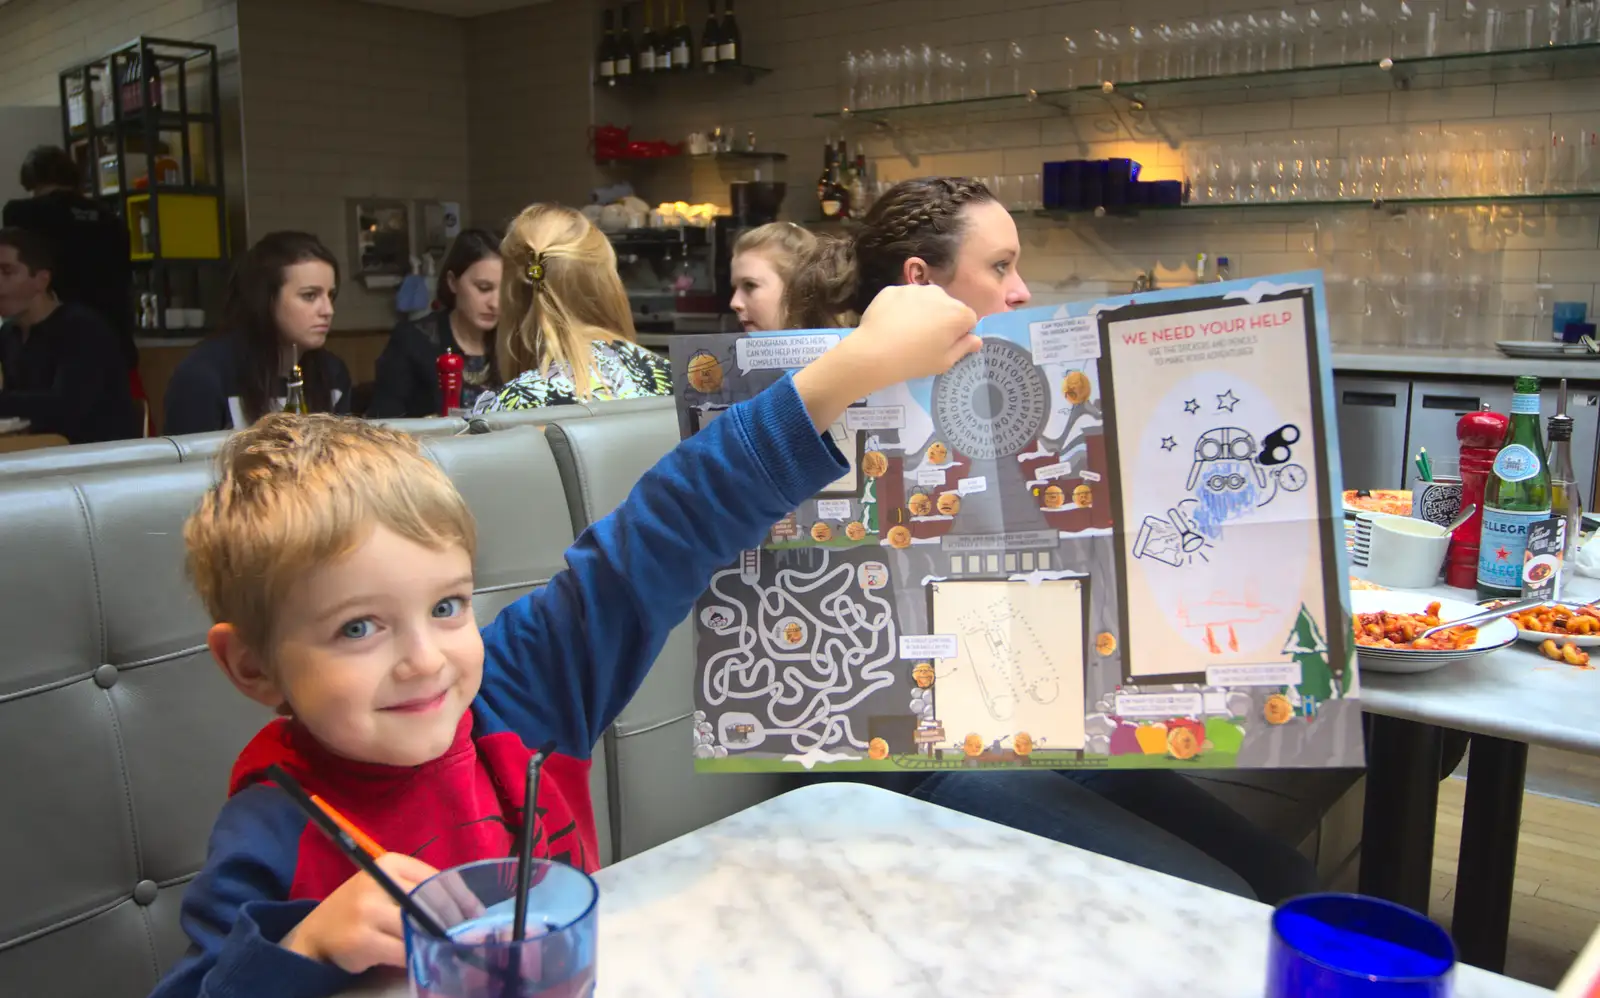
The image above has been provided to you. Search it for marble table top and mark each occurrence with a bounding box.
[348,784,1549,998]
[1357,575,1600,754]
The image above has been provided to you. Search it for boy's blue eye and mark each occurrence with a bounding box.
[433,596,467,619]
[339,618,374,640]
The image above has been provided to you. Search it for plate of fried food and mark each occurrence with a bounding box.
[1478,598,1600,666]
[1352,591,1518,673]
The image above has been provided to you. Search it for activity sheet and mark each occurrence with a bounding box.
[672,271,1359,774]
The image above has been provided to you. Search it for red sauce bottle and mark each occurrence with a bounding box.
[1447,406,1512,589]
[437,350,465,416]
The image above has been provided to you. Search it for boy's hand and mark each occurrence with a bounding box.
[282,852,439,973]
[793,284,980,431]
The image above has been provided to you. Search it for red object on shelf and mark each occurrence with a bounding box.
[1447,408,1511,588]
[437,351,464,416]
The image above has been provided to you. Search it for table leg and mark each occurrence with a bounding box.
[1451,735,1528,974]
[1359,715,1442,913]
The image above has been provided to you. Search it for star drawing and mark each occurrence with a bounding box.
[1160,436,1178,452]
[1216,390,1240,412]
[1183,399,1200,415]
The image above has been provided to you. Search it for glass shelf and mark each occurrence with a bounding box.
[596,150,788,167]
[1035,191,1600,218]
[816,41,1600,125]
[601,64,772,89]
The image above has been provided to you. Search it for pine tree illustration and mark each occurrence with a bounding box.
[862,477,879,534]
[1281,603,1344,700]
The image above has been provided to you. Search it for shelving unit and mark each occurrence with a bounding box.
[816,40,1600,126]
[596,150,788,167]
[600,63,772,88]
[59,36,228,340]
[1039,191,1600,219]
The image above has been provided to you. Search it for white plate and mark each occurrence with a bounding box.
[1495,339,1600,359]
[1351,590,1519,674]
[1477,598,1600,648]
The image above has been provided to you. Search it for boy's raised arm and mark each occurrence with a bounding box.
[476,285,979,755]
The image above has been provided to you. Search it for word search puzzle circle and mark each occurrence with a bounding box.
[932,338,1050,461]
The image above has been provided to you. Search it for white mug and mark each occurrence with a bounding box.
[1365,517,1451,590]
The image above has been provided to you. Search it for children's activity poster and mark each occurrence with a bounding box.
[670,271,1360,774]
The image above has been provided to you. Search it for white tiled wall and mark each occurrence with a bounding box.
[561,0,1600,348]
[236,0,472,331]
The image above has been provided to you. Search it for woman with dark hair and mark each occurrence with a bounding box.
[367,228,503,417]
[162,231,351,435]
[784,177,1322,905]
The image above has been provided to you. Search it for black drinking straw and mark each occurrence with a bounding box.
[512,741,556,943]
[265,764,452,941]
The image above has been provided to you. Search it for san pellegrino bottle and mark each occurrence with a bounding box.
[1477,374,1552,599]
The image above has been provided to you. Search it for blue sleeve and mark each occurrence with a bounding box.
[477,373,847,757]
[148,786,354,998]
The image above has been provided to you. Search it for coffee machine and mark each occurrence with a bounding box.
[608,180,787,350]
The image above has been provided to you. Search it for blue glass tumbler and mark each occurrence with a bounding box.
[1266,894,1456,998]
[405,858,598,998]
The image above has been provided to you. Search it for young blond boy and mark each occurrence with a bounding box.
[148,285,978,998]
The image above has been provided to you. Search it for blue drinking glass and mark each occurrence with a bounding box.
[405,858,599,998]
[1267,894,1456,998]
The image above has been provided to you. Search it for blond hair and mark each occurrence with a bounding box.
[496,204,637,396]
[184,413,476,651]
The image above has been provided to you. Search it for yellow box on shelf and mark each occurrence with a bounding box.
[126,193,221,260]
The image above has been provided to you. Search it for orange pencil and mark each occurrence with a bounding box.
[310,794,386,859]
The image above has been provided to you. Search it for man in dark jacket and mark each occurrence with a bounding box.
[3,146,136,370]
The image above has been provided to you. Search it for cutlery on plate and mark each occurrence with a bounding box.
[1418,597,1545,640]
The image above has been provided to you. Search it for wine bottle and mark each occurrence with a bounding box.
[1478,375,1553,599]
[718,0,741,65]
[640,0,657,72]
[818,141,847,219]
[615,6,635,78]
[597,9,617,81]
[673,0,693,71]
[286,365,310,416]
[701,0,721,72]
[849,153,870,219]
[654,0,674,71]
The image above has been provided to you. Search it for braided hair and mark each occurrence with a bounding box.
[785,177,997,329]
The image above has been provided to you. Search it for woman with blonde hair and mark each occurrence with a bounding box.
[728,221,817,332]
[477,204,671,411]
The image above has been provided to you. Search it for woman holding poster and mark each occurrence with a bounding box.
[779,176,1321,903]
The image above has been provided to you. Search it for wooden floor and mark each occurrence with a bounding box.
[1430,772,1600,988]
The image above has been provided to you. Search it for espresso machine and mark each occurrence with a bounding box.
[609,180,786,351]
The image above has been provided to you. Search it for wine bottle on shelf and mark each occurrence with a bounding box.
[818,141,848,219]
[701,0,721,72]
[673,0,693,71]
[717,0,741,65]
[654,0,674,71]
[816,139,835,214]
[286,365,311,416]
[615,5,635,78]
[640,0,658,72]
[597,9,617,81]
[1477,375,1553,600]
[850,153,870,219]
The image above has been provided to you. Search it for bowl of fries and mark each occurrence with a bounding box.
[1352,591,1518,674]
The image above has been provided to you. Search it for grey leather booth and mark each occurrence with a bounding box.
[0,398,1361,998]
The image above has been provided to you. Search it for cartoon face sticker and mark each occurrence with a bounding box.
[1062,370,1091,404]
[1263,693,1294,725]
[1095,632,1117,656]
[686,350,723,394]
[962,733,984,757]
[887,525,912,549]
[1013,732,1034,756]
[908,492,933,516]
[912,662,935,688]
[1073,484,1093,508]
[845,521,867,541]
[926,441,949,464]
[783,622,803,645]
[861,451,888,477]
[1167,725,1199,760]
[811,522,834,542]
[867,737,889,761]
[1042,485,1065,509]
[936,492,961,516]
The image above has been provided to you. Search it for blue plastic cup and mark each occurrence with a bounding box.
[1266,894,1456,997]
[405,858,598,998]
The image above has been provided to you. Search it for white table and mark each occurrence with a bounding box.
[349,784,1548,997]
[1355,573,1600,974]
